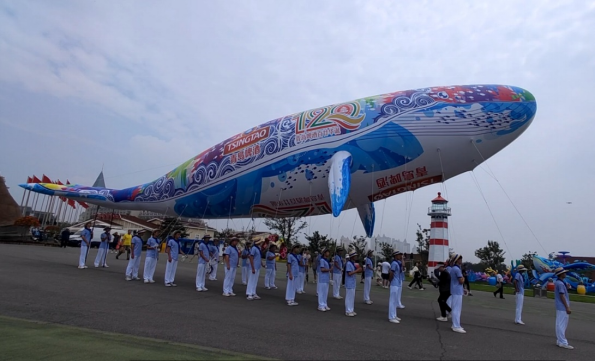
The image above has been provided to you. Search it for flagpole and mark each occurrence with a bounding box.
[56,197,63,224]
[23,189,31,216]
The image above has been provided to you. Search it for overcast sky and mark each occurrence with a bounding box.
[1,1,594,262]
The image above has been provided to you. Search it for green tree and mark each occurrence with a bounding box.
[378,242,394,261]
[158,217,189,239]
[520,251,538,270]
[415,223,430,263]
[263,217,307,249]
[349,236,367,262]
[474,240,506,269]
[305,231,333,254]
[215,228,235,240]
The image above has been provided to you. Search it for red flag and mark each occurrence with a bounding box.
[56,180,66,202]
[42,174,51,183]
[32,175,42,183]
[66,179,72,186]
[68,199,76,209]
[77,200,89,209]
[27,176,32,183]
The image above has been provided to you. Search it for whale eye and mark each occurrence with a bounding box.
[438,91,449,99]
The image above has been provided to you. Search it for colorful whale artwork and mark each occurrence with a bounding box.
[21,85,537,237]
[529,255,595,293]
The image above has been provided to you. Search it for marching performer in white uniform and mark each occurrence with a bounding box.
[344,251,362,317]
[94,227,111,268]
[78,222,92,269]
[264,244,278,289]
[241,242,251,285]
[332,247,344,299]
[388,250,404,323]
[222,237,240,296]
[246,239,265,300]
[125,231,143,281]
[285,245,300,306]
[208,238,220,281]
[513,264,528,325]
[449,254,466,333]
[164,231,184,287]
[195,235,210,292]
[143,230,160,283]
[553,267,574,349]
[317,248,331,311]
[363,250,374,304]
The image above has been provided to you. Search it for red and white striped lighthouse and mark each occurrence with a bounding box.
[427,192,451,275]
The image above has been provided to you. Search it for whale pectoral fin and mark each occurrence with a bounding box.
[328,151,352,217]
[357,202,375,238]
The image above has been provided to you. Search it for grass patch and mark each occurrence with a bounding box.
[0,315,269,361]
[467,283,595,303]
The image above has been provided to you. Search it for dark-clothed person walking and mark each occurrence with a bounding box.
[436,262,451,321]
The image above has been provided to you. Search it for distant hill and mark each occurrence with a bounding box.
[0,175,20,226]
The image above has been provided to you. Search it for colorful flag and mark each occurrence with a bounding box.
[27,176,32,183]
[32,175,42,183]
[68,199,76,209]
[56,180,67,202]
[42,174,51,183]
[77,200,89,209]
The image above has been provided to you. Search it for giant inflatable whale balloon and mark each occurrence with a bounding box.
[21,85,537,237]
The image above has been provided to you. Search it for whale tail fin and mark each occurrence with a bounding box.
[19,182,111,202]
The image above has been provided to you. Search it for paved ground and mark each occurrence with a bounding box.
[1,244,594,360]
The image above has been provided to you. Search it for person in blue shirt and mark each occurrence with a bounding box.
[394,251,405,309]
[241,241,252,285]
[317,248,331,311]
[553,267,573,349]
[143,230,160,283]
[285,245,301,306]
[78,222,92,269]
[125,230,144,281]
[297,250,306,294]
[332,247,344,299]
[164,231,184,287]
[363,250,374,305]
[344,251,362,317]
[222,237,240,296]
[246,239,265,300]
[312,251,320,284]
[449,253,466,333]
[196,235,211,292]
[513,264,528,325]
[94,227,111,268]
[208,238,220,281]
[265,244,278,290]
[388,251,404,323]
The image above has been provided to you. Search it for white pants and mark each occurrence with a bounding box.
[332,273,342,297]
[396,280,404,307]
[246,268,261,296]
[164,259,178,284]
[196,263,207,289]
[126,255,142,278]
[556,310,569,346]
[242,265,249,284]
[298,271,305,292]
[389,286,400,320]
[447,295,452,310]
[265,268,276,288]
[363,277,372,301]
[94,247,108,267]
[223,267,237,294]
[144,257,157,281]
[345,288,355,313]
[286,277,297,302]
[451,294,463,329]
[515,293,524,323]
[209,260,218,280]
[317,282,329,309]
[79,243,89,267]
